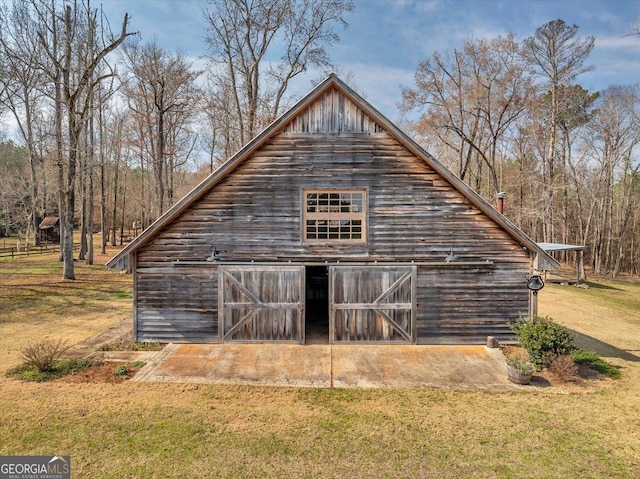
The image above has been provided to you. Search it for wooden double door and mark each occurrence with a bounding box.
[219,264,416,344]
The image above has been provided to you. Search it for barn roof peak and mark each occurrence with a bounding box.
[107,73,559,271]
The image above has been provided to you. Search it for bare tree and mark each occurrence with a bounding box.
[552,85,599,257]
[37,1,133,280]
[584,85,640,276]
[96,84,111,254]
[199,73,243,173]
[0,1,47,246]
[0,141,31,239]
[204,0,353,146]
[30,0,66,261]
[401,35,532,197]
[109,114,123,246]
[521,19,594,242]
[121,40,202,217]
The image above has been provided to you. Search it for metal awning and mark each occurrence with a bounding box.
[536,242,585,252]
[536,243,585,285]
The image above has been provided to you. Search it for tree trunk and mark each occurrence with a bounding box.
[78,146,87,261]
[111,154,119,246]
[99,100,107,255]
[62,112,79,280]
[24,91,40,247]
[86,96,95,265]
[120,169,127,245]
[140,148,146,228]
[156,83,165,217]
[546,83,557,244]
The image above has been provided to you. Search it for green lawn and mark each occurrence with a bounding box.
[1,254,639,478]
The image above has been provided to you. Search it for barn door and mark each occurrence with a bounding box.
[329,266,416,343]
[219,266,304,343]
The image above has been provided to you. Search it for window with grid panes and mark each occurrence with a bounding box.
[303,190,366,242]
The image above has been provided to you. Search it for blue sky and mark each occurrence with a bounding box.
[90,0,640,120]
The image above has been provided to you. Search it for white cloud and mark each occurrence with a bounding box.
[331,62,415,121]
[391,0,439,14]
[596,35,640,49]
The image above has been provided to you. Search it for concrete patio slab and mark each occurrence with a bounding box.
[331,344,512,389]
[134,343,332,387]
[133,343,528,390]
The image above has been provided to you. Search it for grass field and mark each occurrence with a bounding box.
[1,251,639,478]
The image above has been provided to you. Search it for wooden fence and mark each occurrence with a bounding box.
[0,243,61,259]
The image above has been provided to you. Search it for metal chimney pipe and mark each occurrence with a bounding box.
[496,192,506,214]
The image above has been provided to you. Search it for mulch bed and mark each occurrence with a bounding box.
[54,362,143,384]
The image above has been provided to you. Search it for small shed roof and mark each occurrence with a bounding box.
[39,216,59,229]
[537,243,585,252]
[107,74,560,271]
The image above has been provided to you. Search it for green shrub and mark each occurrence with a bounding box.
[56,358,94,375]
[571,348,621,379]
[113,365,129,377]
[510,315,573,367]
[7,364,49,382]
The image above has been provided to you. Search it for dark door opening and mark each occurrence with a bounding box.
[305,266,329,344]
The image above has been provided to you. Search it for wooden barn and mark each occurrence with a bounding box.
[38,216,60,243]
[107,75,558,345]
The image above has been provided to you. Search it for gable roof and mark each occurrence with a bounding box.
[39,216,59,229]
[107,74,559,271]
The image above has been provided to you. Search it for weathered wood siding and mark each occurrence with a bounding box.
[417,265,528,344]
[283,87,384,134]
[135,261,218,342]
[135,87,530,343]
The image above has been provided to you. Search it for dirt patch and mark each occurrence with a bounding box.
[54,361,143,384]
[538,364,612,393]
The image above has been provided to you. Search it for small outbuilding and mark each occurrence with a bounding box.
[38,216,60,243]
[107,75,558,345]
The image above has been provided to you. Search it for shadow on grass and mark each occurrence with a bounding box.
[530,375,552,388]
[583,281,624,291]
[570,329,639,363]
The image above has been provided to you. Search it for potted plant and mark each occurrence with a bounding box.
[506,355,535,385]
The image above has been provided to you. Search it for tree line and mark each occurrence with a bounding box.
[0,1,637,280]
[400,19,640,279]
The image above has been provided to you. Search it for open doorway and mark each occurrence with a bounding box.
[305,266,329,343]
